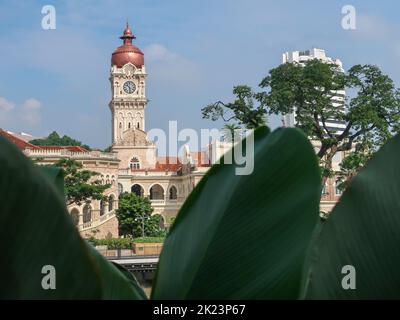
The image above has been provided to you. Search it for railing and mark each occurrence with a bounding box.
[82,222,92,229]
[96,246,163,259]
[150,199,165,204]
[118,169,178,176]
[24,149,119,160]
[79,210,116,231]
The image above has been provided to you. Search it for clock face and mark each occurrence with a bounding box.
[123,81,136,94]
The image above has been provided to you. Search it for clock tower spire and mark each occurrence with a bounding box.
[109,23,147,144]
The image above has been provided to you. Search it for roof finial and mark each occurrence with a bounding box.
[120,20,135,44]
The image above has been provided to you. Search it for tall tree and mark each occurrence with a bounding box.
[31,131,91,150]
[51,158,110,206]
[222,123,241,144]
[202,60,400,182]
[202,85,267,129]
[116,192,164,238]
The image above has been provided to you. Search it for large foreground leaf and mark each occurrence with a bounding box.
[304,134,400,299]
[37,166,65,198]
[0,137,145,299]
[152,127,321,299]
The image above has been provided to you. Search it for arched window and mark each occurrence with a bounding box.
[128,122,131,129]
[131,184,144,197]
[70,208,79,226]
[137,122,140,129]
[100,200,106,216]
[150,184,164,200]
[130,157,140,170]
[83,205,92,223]
[118,183,123,195]
[119,122,122,129]
[169,186,177,200]
[322,183,328,195]
[108,195,114,212]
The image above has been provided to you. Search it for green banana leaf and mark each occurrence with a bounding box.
[0,137,146,299]
[37,166,65,199]
[304,134,400,299]
[152,127,321,299]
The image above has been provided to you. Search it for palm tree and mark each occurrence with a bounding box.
[222,123,241,144]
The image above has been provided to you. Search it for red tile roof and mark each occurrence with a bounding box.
[39,145,88,152]
[129,156,182,173]
[0,129,40,150]
[190,151,211,167]
[0,129,87,153]
[155,156,181,172]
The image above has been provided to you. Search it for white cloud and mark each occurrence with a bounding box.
[0,97,43,130]
[355,15,393,39]
[144,43,179,62]
[0,97,15,111]
[22,98,42,110]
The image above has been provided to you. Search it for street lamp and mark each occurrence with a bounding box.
[135,214,150,238]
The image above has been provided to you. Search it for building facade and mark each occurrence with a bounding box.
[0,33,345,239]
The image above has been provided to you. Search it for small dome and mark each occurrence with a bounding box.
[111,23,144,68]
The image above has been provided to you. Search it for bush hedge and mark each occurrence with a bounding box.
[88,236,165,248]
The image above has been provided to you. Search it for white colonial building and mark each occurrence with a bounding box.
[0,30,344,239]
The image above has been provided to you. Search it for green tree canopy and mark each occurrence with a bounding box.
[116,192,165,238]
[202,60,400,181]
[50,158,110,206]
[202,85,267,129]
[31,131,91,150]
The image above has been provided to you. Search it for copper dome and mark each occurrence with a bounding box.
[111,23,144,68]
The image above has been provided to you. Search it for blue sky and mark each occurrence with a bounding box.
[1,0,400,150]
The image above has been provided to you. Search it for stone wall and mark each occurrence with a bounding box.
[80,215,119,239]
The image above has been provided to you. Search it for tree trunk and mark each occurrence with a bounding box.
[321,145,338,187]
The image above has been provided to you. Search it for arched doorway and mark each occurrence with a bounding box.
[150,184,164,200]
[83,205,92,223]
[131,184,144,197]
[100,200,106,216]
[108,195,115,211]
[169,185,178,200]
[70,208,79,226]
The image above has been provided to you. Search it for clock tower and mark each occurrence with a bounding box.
[109,23,147,144]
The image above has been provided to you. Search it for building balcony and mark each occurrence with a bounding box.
[24,149,119,161]
[118,168,178,177]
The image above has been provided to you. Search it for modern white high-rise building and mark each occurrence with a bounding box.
[281,48,347,135]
